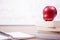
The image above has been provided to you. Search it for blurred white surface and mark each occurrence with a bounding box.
[0,0,60,25]
[0,32,34,40]
[0,0,36,25]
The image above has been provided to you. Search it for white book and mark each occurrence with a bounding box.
[36,21,60,28]
[0,32,34,40]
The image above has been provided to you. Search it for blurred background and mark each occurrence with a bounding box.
[0,0,60,25]
[0,0,60,34]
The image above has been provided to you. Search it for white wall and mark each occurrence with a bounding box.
[0,0,60,25]
[0,0,36,25]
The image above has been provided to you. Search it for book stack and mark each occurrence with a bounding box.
[36,21,60,40]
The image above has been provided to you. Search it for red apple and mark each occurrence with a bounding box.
[43,6,57,21]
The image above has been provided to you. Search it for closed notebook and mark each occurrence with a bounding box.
[0,32,34,40]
